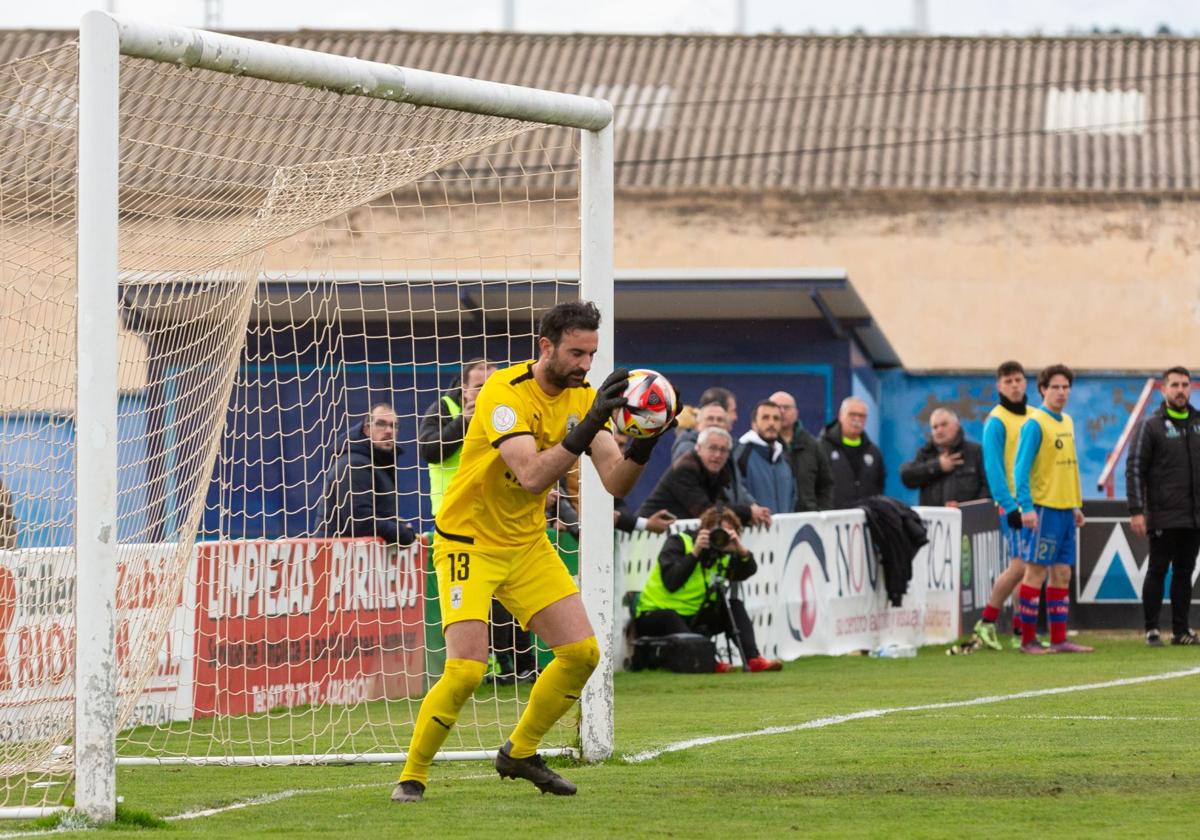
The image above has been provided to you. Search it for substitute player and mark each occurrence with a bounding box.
[392,301,669,803]
[975,360,1035,650]
[1013,364,1092,654]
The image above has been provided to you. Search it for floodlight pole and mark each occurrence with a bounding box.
[578,123,615,762]
[75,10,121,824]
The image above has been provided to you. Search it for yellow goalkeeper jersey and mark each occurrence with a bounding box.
[434,361,597,548]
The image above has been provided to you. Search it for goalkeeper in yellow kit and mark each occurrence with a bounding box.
[392,301,669,803]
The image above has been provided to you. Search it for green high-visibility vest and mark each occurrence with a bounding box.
[428,394,462,517]
[636,532,731,618]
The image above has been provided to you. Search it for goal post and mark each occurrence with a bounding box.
[14,12,616,822]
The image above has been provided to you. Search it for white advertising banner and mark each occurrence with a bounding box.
[0,544,195,743]
[616,508,961,665]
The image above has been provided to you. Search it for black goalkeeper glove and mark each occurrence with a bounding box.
[562,367,629,456]
[1006,509,1023,530]
[624,385,683,465]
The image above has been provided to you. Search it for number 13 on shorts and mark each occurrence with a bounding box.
[448,552,470,582]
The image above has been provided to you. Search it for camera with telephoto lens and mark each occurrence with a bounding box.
[699,503,733,563]
[708,526,731,551]
[700,525,732,565]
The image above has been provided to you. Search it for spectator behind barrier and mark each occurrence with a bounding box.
[319,402,416,546]
[612,429,675,535]
[634,504,782,673]
[819,397,886,508]
[770,390,834,512]
[417,358,498,517]
[899,407,989,507]
[672,383,736,456]
[638,427,770,527]
[733,400,795,516]
[671,401,730,462]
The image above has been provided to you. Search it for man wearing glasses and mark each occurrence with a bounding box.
[638,427,771,527]
[319,402,416,547]
[819,397,887,509]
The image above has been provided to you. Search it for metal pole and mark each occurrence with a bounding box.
[578,123,615,762]
[75,10,120,824]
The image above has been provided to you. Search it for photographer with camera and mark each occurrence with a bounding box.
[633,504,783,673]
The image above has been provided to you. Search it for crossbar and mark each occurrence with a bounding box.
[108,14,613,131]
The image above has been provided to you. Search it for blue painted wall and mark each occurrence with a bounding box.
[876,370,1153,505]
[615,319,850,512]
[0,398,152,547]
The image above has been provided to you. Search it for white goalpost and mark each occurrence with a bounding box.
[0,12,614,821]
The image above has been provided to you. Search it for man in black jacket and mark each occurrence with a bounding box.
[770,390,833,512]
[1127,366,1200,646]
[320,403,416,546]
[612,429,676,534]
[819,397,886,509]
[638,428,771,527]
[900,408,990,506]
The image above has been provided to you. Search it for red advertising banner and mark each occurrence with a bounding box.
[192,538,425,717]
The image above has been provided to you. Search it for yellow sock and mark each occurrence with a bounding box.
[507,636,600,759]
[399,658,486,786]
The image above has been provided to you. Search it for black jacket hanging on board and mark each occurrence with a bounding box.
[858,496,928,607]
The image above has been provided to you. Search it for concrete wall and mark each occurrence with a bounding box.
[609,192,1200,372]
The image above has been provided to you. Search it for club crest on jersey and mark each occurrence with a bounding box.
[566,413,580,433]
[491,404,517,433]
[449,585,463,610]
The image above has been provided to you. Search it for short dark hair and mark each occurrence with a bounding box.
[996,360,1025,379]
[462,358,493,382]
[538,300,601,346]
[698,386,735,411]
[362,401,396,430]
[753,399,779,419]
[1037,364,1074,392]
[1163,366,1191,381]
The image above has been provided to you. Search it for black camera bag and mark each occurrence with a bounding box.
[630,632,716,673]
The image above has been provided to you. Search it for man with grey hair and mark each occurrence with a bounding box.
[671,401,731,462]
[900,407,989,507]
[819,396,886,508]
[638,426,770,527]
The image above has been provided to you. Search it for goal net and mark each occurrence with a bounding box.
[0,17,612,816]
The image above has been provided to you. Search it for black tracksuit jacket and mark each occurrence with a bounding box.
[1127,401,1200,530]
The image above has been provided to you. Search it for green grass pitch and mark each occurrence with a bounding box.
[12,632,1200,839]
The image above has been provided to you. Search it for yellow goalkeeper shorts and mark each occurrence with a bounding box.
[432,533,578,630]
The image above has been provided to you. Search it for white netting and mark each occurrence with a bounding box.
[0,40,584,809]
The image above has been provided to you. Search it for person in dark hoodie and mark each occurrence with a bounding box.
[734,400,795,515]
[819,397,886,509]
[638,427,771,527]
[899,407,989,507]
[320,402,415,546]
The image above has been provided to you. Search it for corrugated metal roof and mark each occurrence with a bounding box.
[2,28,1200,192]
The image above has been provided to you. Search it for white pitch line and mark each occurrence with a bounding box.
[168,770,500,821]
[912,713,1200,722]
[0,772,506,836]
[168,782,379,821]
[622,665,1200,763]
